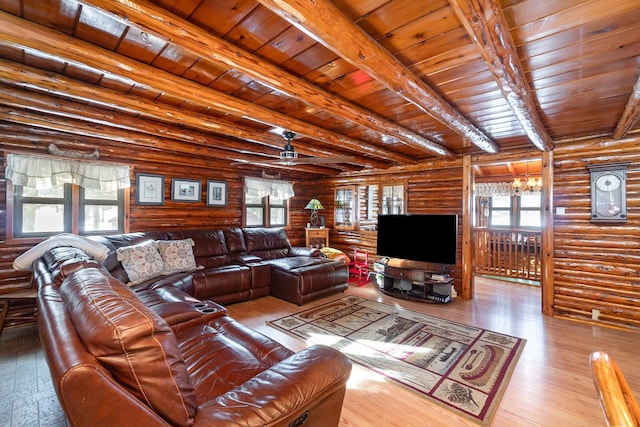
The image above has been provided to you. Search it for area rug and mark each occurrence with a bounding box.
[268,295,526,426]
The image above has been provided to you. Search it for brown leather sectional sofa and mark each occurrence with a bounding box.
[32,227,352,426]
[94,227,349,305]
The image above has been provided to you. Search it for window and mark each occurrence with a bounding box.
[12,184,125,238]
[14,185,71,236]
[488,193,541,228]
[381,184,405,215]
[489,195,512,226]
[80,187,125,234]
[518,193,542,228]
[243,177,293,228]
[244,193,288,227]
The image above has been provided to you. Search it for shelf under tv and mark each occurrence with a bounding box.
[378,258,453,304]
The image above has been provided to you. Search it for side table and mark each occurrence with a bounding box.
[305,227,330,248]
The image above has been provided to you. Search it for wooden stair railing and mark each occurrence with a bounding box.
[590,351,640,427]
[473,227,541,281]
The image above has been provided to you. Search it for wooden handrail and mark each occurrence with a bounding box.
[590,351,640,427]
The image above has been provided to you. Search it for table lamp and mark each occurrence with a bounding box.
[305,197,324,227]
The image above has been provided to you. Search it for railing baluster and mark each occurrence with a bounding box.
[473,227,541,282]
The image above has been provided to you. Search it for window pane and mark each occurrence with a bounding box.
[492,195,511,208]
[520,210,541,227]
[84,188,118,200]
[490,210,511,226]
[270,194,285,206]
[21,204,65,233]
[22,186,64,198]
[382,185,404,215]
[245,195,262,205]
[520,193,541,208]
[270,207,285,226]
[83,205,119,231]
[246,207,264,226]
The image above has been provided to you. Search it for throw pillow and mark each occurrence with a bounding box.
[154,239,198,275]
[116,241,164,285]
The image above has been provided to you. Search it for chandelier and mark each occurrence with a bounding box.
[512,162,542,193]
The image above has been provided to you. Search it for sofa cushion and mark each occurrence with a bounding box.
[168,230,231,268]
[59,268,197,427]
[242,227,291,260]
[116,241,164,285]
[154,238,199,275]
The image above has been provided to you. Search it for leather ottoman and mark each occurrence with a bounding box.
[264,257,348,305]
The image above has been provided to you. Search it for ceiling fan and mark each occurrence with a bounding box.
[254,131,356,166]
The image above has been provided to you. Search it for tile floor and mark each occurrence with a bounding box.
[0,325,66,427]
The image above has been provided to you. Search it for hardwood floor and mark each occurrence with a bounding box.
[225,277,640,426]
[1,276,638,426]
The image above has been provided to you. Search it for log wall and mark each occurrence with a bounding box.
[552,135,640,329]
[2,126,639,330]
[0,130,313,294]
[317,159,465,294]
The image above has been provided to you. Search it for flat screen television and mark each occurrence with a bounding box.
[376,214,458,265]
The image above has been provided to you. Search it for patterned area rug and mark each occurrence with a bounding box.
[268,296,526,426]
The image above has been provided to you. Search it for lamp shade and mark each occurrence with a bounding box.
[305,198,324,210]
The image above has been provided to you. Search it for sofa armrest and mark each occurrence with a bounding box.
[288,246,321,257]
[232,253,263,264]
[194,345,352,426]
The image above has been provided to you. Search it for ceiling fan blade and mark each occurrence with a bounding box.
[273,156,356,165]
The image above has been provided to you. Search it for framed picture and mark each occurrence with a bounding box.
[136,173,164,205]
[207,180,227,207]
[171,178,201,202]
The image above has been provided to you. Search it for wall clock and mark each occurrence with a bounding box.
[586,162,629,223]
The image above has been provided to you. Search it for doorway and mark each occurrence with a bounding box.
[470,157,545,308]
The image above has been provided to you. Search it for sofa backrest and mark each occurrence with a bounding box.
[59,267,197,427]
[93,232,169,282]
[222,227,247,255]
[167,230,231,268]
[242,227,291,260]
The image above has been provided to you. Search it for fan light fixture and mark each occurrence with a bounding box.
[305,197,324,227]
[280,130,298,161]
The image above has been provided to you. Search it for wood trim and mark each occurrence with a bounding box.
[255,0,500,154]
[541,150,554,315]
[462,154,474,299]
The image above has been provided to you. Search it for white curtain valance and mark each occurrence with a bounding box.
[5,154,131,191]
[245,177,295,200]
[475,182,541,197]
[475,182,515,197]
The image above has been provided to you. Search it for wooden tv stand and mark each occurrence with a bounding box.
[378,258,453,303]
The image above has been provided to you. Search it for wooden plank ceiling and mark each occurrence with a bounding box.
[0,0,639,176]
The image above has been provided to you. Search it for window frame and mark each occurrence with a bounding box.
[7,181,129,242]
[243,192,289,228]
[487,193,542,229]
[488,195,513,227]
[516,192,542,228]
[380,183,406,215]
[79,186,126,235]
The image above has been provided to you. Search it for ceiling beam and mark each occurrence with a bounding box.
[0,83,352,172]
[77,0,454,158]
[0,109,339,175]
[0,63,391,169]
[255,0,500,154]
[613,73,640,139]
[0,10,415,165]
[449,0,555,152]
